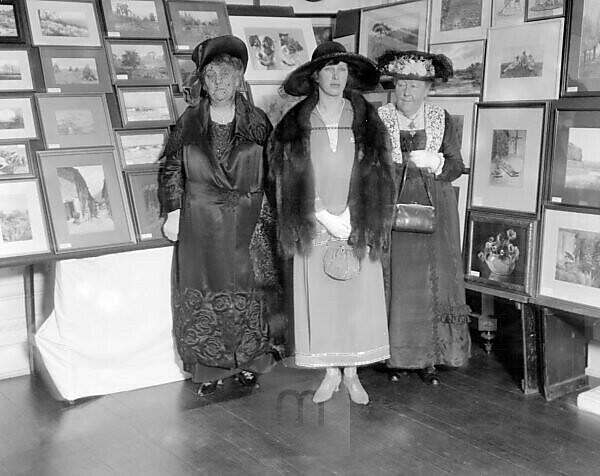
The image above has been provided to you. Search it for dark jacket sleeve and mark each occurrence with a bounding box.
[436,110,465,182]
[157,122,185,216]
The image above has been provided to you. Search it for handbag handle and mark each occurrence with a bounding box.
[395,162,434,207]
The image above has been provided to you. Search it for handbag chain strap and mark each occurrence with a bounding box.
[395,163,434,207]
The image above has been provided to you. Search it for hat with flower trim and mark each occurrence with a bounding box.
[377,50,453,82]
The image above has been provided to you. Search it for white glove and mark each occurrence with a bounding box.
[162,209,180,242]
[408,150,444,174]
[315,207,351,240]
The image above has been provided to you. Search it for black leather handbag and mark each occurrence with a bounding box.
[392,165,436,234]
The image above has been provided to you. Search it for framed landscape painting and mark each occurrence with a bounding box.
[0,48,33,91]
[483,19,563,101]
[492,0,524,27]
[125,169,168,242]
[230,15,316,82]
[430,0,492,43]
[0,0,26,43]
[358,0,427,64]
[36,94,114,149]
[466,210,536,294]
[0,142,33,178]
[101,0,169,39]
[115,128,168,168]
[525,0,563,21]
[471,104,546,213]
[0,95,38,141]
[106,40,174,86]
[39,47,112,93]
[0,179,50,259]
[37,147,135,253]
[248,83,302,126]
[26,0,102,47]
[539,208,600,308]
[429,40,485,96]
[167,1,231,53]
[117,86,175,128]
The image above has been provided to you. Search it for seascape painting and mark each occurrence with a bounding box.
[0,144,29,176]
[119,132,165,166]
[440,0,483,32]
[579,1,600,79]
[55,109,95,136]
[0,107,24,131]
[492,0,524,26]
[107,0,161,35]
[51,57,99,84]
[110,43,169,81]
[58,165,115,235]
[245,27,310,72]
[0,59,21,81]
[430,41,484,95]
[490,129,526,188]
[500,45,544,78]
[38,9,89,38]
[555,228,600,289]
[0,4,17,37]
[123,90,170,123]
[0,193,32,243]
[564,127,600,208]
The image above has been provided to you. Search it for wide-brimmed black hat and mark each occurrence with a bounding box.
[192,35,248,73]
[282,41,380,96]
[377,50,453,82]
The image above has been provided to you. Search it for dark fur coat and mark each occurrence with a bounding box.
[266,89,395,260]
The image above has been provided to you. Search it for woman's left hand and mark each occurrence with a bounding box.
[408,150,444,172]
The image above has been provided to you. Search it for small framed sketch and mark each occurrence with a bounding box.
[248,83,302,126]
[430,0,492,43]
[100,0,169,39]
[106,40,174,86]
[37,147,135,253]
[427,96,477,169]
[0,142,33,178]
[429,40,485,96]
[363,91,390,109]
[173,55,195,89]
[0,0,27,43]
[0,48,33,91]
[115,128,168,168]
[525,0,563,21]
[471,103,546,213]
[116,86,175,128]
[539,208,600,308]
[167,0,231,53]
[230,15,316,82]
[0,179,50,259]
[0,95,38,141]
[38,47,112,94]
[466,210,536,294]
[359,0,427,63]
[36,93,114,149]
[26,0,102,47]
[125,169,168,242]
[492,0,524,27]
[483,19,563,101]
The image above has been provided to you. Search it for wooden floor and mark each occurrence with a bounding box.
[2,343,600,476]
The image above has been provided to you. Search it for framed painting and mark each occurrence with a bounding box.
[116,86,175,128]
[426,97,477,169]
[38,47,112,94]
[539,208,600,308]
[363,91,390,109]
[564,0,600,95]
[26,0,102,47]
[483,19,564,101]
[525,0,563,21]
[430,0,492,43]
[106,40,174,86]
[471,104,546,213]
[166,1,231,53]
[248,82,302,126]
[230,15,317,82]
[36,93,114,149]
[0,142,34,178]
[37,147,135,253]
[100,0,170,39]
[297,14,334,46]
[333,33,357,54]
[0,95,38,141]
[0,179,50,259]
[0,48,33,91]
[492,0,525,27]
[115,128,168,168]
[125,169,168,242]
[549,101,600,210]
[466,210,536,294]
[358,0,428,64]
[452,173,469,249]
[0,0,27,43]
[429,40,485,96]
[173,55,195,90]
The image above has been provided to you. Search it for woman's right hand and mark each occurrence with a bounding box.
[315,208,351,240]
[162,209,180,242]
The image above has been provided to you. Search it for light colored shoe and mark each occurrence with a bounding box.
[343,374,369,405]
[313,369,341,403]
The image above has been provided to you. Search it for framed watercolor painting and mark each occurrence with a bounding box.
[100,0,169,39]
[115,128,168,168]
[358,0,427,63]
[25,0,102,47]
[248,83,302,126]
[230,15,316,82]
[429,40,485,96]
[125,169,168,242]
[466,210,537,295]
[0,0,27,43]
[166,1,231,53]
[492,0,525,27]
[539,208,600,308]
[0,95,38,141]
[430,0,492,43]
[483,19,563,101]
[36,93,114,149]
[525,0,563,21]
[106,40,174,86]
[0,48,33,91]
[116,86,175,128]
[38,47,112,94]
[0,179,50,259]
[471,103,546,213]
[37,147,135,253]
[0,142,33,178]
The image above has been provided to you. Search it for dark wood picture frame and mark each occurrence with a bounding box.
[106,39,174,86]
[0,141,34,179]
[125,169,169,243]
[115,127,168,168]
[100,0,170,39]
[0,0,28,43]
[116,86,175,128]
